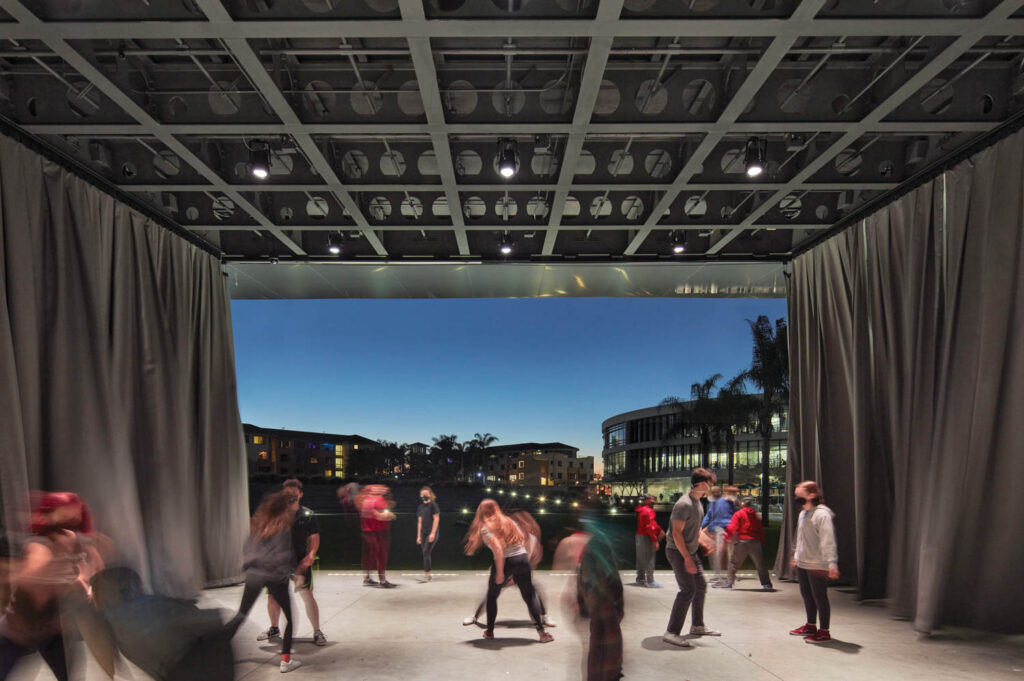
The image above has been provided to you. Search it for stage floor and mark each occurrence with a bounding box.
[9,570,1023,681]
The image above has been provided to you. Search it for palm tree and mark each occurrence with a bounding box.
[661,373,722,470]
[431,434,462,481]
[713,373,757,486]
[743,316,789,525]
[465,432,498,480]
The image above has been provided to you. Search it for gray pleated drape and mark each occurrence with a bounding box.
[0,134,248,596]
[780,127,1024,633]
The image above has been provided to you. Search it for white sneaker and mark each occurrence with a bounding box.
[542,613,556,627]
[662,632,691,647]
[462,616,478,626]
[280,658,302,673]
[690,625,722,636]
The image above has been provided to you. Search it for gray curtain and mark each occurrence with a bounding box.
[0,133,248,595]
[780,127,1024,633]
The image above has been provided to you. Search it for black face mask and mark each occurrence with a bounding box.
[794,495,806,504]
[421,497,430,503]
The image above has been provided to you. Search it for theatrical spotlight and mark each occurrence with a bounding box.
[744,137,766,178]
[327,233,341,255]
[497,138,518,178]
[671,232,686,254]
[499,232,514,255]
[249,140,271,180]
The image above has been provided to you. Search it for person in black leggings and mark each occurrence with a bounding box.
[788,480,839,644]
[464,499,552,643]
[227,491,301,673]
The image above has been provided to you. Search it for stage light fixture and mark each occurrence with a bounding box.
[327,233,341,255]
[499,232,514,255]
[744,137,766,178]
[672,232,686,254]
[250,140,270,180]
[497,138,518,178]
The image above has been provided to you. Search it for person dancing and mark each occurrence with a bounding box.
[227,491,301,673]
[464,500,552,643]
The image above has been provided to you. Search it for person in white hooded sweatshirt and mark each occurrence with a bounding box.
[788,481,839,643]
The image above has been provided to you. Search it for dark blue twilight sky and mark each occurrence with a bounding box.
[230,298,787,470]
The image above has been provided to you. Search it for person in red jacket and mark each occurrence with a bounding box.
[723,496,772,591]
[634,494,664,588]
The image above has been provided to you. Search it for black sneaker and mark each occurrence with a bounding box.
[257,626,280,642]
[378,580,397,588]
[363,576,378,586]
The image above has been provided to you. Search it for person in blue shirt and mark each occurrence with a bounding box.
[701,486,737,587]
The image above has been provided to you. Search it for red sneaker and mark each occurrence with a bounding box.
[805,630,831,643]
[789,624,817,636]
[483,631,494,639]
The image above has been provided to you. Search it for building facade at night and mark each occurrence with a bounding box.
[601,401,788,502]
[244,423,378,480]
[482,442,594,487]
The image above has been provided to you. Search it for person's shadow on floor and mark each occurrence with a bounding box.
[467,637,538,649]
[640,636,698,651]
[812,639,862,653]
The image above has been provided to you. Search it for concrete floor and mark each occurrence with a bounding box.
[9,570,1024,681]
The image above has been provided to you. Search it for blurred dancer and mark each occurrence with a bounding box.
[578,532,624,681]
[87,567,234,681]
[724,496,772,590]
[462,510,554,628]
[633,494,663,587]
[259,480,325,647]
[789,481,839,643]
[464,500,551,643]
[416,487,439,583]
[359,485,396,588]
[0,492,103,681]
[701,486,736,586]
[227,491,301,673]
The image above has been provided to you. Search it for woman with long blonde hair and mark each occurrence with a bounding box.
[228,490,302,673]
[464,499,552,643]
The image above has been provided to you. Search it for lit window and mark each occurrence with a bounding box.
[325,470,333,477]
[354,444,359,450]
[335,445,344,454]
[540,477,547,485]
[518,461,525,468]
[253,435,266,445]
[259,451,268,460]
[519,472,524,480]
[310,457,318,464]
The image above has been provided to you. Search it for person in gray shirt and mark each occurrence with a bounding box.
[662,468,722,647]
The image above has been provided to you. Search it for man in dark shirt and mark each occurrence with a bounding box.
[257,480,325,647]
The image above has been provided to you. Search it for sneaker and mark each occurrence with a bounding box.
[312,630,326,646]
[761,583,774,592]
[646,581,663,588]
[482,631,494,640]
[711,581,731,588]
[377,580,397,588]
[362,576,378,586]
[538,632,554,643]
[789,623,817,636]
[257,626,280,642]
[542,614,556,628]
[689,625,721,636]
[805,630,831,643]
[662,632,691,647]
[634,579,647,586]
[417,574,432,583]
[280,658,302,673]
[462,616,478,626]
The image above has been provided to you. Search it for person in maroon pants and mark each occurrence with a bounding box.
[358,485,396,588]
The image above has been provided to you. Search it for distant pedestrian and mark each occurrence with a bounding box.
[633,494,663,587]
[416,487,440,583]
[228,490,301,673]
[662,468,722,648]
[258,480,326,647]
[788,480,839,643]
[358,484,396,588]
[701,486,736,586]
[464,500,552,643]
[723,496,772,590]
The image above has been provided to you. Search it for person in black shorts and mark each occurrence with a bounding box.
[257,480,326,647]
